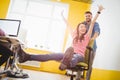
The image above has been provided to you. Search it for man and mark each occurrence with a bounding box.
[83,11,100,80]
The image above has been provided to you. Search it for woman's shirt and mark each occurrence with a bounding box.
[72,31,90,57]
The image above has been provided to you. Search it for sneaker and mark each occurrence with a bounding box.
[59,47,74,70]
[18,47,30,63]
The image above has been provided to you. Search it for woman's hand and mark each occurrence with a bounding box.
[98,5,104,12]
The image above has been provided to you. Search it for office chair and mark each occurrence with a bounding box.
[0,36,29,78]
[66,40,94,80]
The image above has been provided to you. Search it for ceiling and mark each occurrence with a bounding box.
[72,0,95,4]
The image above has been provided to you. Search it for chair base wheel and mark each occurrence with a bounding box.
[6,70,29,78]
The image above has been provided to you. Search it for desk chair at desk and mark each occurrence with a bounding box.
[0,36,28,78]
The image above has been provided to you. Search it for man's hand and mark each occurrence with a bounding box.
[98,5,104,12]
[91,32,99,40]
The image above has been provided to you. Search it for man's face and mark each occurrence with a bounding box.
[85,13,92,22]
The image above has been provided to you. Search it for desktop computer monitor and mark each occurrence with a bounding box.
[0,19,21,37]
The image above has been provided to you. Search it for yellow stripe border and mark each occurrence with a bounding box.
[91,68,120,80]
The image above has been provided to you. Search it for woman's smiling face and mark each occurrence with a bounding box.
[78,23,87,35]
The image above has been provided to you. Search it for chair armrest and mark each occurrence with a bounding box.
[84,40,94,69]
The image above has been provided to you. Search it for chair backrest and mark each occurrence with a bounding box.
[0,36,20,49]
[84,40,94,66]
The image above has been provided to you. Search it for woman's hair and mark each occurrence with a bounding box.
[73,22,87,43]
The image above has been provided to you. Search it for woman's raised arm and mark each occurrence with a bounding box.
[61,11,73,36]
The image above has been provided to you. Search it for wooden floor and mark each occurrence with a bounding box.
[1,69,70,80]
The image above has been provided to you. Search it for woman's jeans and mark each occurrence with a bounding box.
[30,53,84,68]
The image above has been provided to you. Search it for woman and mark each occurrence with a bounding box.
[19,5,104,70]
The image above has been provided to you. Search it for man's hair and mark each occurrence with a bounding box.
[85,11,92,15]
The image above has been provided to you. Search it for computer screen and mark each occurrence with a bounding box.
[0,19,21,37]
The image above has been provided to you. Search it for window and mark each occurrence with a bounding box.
[7,0,69,52]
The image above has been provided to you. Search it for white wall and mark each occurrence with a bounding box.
[91,0,120,71]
